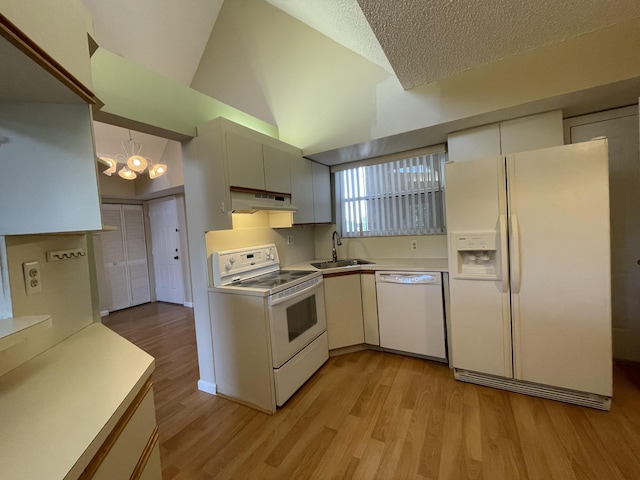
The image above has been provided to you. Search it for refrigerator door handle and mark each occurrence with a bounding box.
[510,214,521,294]
[499,214,509,293]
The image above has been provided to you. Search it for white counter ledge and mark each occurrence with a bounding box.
[0,322,155,480]
[285,257,449,273]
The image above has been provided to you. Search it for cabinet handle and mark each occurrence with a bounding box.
[174,256,179,260]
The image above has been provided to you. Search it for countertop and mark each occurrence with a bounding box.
[285,257,449,273]
[0,322,155,480]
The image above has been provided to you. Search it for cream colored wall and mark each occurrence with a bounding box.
[134,140,185,197]
[0,0,94,87]
[314,224,448,261]
[99,174,137,199]
[1,235,94,376]
[205,213,316,283]
[91,49,279,140]
[191,0,640,156]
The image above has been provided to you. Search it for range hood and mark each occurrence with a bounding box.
[231,190,298,214]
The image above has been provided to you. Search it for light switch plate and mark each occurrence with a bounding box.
[23,261,42,295]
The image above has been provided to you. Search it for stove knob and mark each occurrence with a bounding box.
[267,249,274,260]
[225,262,232,271]
[230,256,236,264]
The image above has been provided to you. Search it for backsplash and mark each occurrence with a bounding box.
[0,234,94,376]
[314,224,448,260]
[205,212,316,283]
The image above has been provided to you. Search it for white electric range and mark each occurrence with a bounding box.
[208,244,328,413]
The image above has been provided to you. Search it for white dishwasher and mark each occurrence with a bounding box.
[375,271,447,362]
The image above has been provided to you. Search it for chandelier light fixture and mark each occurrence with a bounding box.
[100,130,168,180]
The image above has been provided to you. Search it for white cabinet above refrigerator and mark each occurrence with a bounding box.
[445,140,612,410]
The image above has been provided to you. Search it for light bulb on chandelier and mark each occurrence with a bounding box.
[99,130,167,181]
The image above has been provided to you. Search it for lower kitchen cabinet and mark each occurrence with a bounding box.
[81,381,161,480]
[323,272,365,349]
[360,272,379,345]
[0,323,160,480]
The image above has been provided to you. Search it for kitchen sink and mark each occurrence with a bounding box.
[310,259,375,269]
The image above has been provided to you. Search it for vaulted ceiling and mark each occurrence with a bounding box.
[84,0,640,90]
[83,0,640,157]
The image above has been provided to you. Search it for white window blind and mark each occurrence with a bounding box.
[336,151,447,237]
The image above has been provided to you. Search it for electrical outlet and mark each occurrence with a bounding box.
[23,261,42,295]
[287,235,294,245]
[410,240,418,251]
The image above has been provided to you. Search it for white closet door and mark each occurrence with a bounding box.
[101,205,130,311]
[123,205,151,306]
[100,204,151,312]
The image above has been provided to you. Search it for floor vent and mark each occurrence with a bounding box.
[454,369,611,411]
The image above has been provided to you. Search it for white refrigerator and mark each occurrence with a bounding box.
[445,140,612,409]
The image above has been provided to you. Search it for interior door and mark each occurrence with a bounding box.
[122,205,151,307]
[508,141,612,396]
[568,110,640,361]
[101,205,131,311]
[149,198,185,305]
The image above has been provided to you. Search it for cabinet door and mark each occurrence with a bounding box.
[226,131,265,190]
[312,162,332,223]
[324,274,364,349]
[0,104,102,235]
[290,158,315,224]
[182,122,232,231]
[447,124,501,162]
[263,145,292,194]
[360,273,379,345]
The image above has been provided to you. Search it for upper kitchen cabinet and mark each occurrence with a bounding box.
[182,119,233,232]
[0,10,95,102]
[0,14,102,235]
[226,131,265,191]
[312,162,331,223]
[448,111,564,162]
[262,145,293,194]
[290,158,332,224]
[226,131,293,194]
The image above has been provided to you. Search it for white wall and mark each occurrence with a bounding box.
[1,235,94,376]
[134,140,185,197]
[314,224,448,261]
[205,213,316,280]
[191,0,640,156]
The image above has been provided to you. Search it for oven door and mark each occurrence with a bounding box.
[268,278,327,368]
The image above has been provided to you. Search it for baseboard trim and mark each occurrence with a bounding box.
[100,310,109,317]
[183,302,194,308]
[197,379,216,395]
[454,369,611,411]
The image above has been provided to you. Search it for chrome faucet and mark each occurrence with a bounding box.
[331,230,342,262]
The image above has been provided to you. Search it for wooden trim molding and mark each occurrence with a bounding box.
[322,270,364,279]
[0,13,96,104]
[78,379,154,480]
[130,425,160,480]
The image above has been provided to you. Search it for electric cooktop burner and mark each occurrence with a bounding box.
[229,270,316,289]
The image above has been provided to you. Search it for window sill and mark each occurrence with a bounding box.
[0,315,52,352]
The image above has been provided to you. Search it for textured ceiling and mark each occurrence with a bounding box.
[82,0,640,91]
[357,0,640,89]
[82,0,640,156]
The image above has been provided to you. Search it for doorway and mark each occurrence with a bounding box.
[149,197,186,305]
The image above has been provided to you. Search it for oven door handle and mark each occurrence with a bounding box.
[268,278,322,306]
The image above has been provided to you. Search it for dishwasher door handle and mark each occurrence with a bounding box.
[376,272,441,285]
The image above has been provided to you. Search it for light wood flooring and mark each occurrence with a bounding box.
[103,302,640,480]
